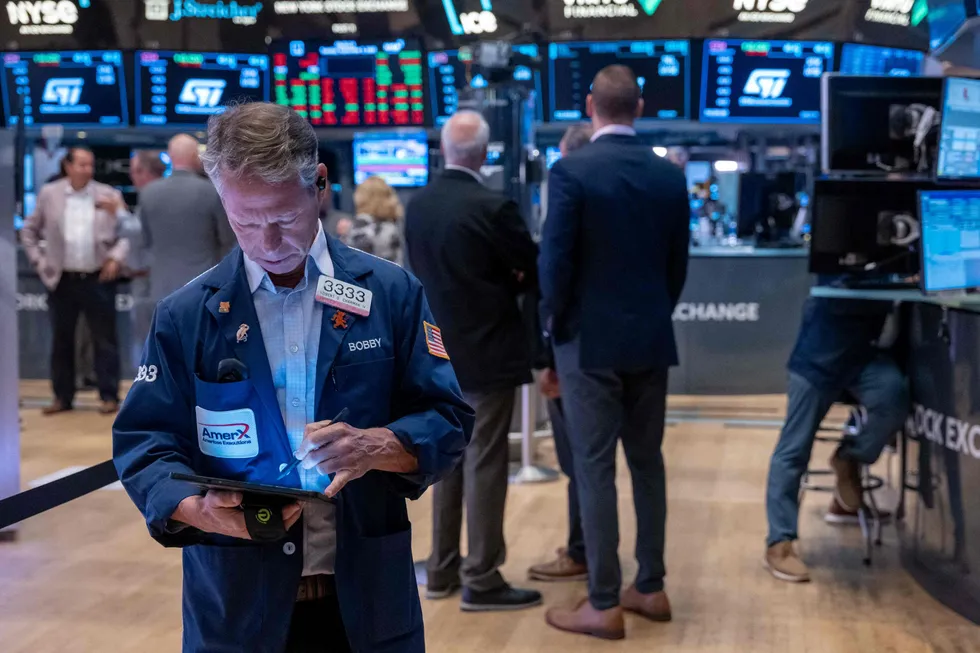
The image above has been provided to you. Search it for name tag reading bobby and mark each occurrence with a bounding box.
[315,276,373,317]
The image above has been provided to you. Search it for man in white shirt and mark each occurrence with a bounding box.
[21,146,130,415]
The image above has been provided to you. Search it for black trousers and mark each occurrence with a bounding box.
[548,398,586,566]
[286,593,351,653]
[48,272,119,405]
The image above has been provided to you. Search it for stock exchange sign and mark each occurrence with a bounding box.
[5,0,82,35]
[561,0,663,19]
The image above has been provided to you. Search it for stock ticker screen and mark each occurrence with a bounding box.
[937,77,980,180]
[548,40,690,122]
[700,40,834,124]
[0,51,127,128]
[428,44,545,126]
[272,39,427,128]
[135,51,270,127]
[352,130,428,188]
[920,190,980,293]
[839,44,923,77]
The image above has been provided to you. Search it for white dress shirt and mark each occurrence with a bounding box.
[62,183,99,273]
[243,225,339,576]
[590,124,638,142]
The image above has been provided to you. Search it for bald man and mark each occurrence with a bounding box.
[405,111,541,612]
[139,134,235,302]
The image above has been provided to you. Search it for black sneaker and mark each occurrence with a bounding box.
[460,585,543,612]
[425,580,461,600]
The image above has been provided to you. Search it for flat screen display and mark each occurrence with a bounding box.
[937,77,980,179]
[920,190,980,293]
[700,39,834,124]
[839,44,923,77]
[271,39,426,128]
[428,44,544,126]
[352,131,428,188]
[135,51,270,127]
[548,40,690,122]
[0,50,127,128]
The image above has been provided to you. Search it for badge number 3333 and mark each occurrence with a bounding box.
[315,277,373,317]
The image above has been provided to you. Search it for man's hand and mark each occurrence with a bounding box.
[296,422,418,498]
[539,367,561,400]
[171,490,303,539]
[99,259,121,282]
[96,194,124,214]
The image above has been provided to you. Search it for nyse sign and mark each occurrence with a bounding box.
[5,0,82,35]
[865,0,914,26]
[734,0,807,23]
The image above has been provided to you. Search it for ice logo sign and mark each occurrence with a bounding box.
[743,69,790,99]
[177,79,227,115]
[40,78,88,114]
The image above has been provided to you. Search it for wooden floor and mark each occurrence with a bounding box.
[2,389,978,652]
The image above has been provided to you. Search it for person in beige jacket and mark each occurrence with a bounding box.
[20,146,130,415]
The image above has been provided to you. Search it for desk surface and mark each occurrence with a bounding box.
[810,286,980,313]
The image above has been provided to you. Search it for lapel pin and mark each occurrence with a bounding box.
[236,324,249,343]
[331,310,349,330]
[219,301,231,314]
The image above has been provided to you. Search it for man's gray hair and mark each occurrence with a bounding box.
[441,110,490,168]
[202,103,319,193]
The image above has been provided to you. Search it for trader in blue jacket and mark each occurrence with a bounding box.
[112,103,473,653]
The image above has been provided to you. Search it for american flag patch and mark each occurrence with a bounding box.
[424,321,449,360]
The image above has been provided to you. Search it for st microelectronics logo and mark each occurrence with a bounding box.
[177,78,227,114]
[42,78,83,106]
[744,69,790,100]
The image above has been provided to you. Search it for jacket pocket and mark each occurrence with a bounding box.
[353,525,421,643]
[192,375,261,478]
[332,357,395,425]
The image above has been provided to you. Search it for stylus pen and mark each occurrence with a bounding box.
[276,407,349,481]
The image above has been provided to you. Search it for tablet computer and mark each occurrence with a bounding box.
[170,472,334,504]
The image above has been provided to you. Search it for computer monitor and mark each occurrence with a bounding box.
[0,50,128,128]
[839,44,924,77]
[548,40,690,122]
[271,39,427,128]
[700,39,834,124]
[135,51,270,127]
[737,172,805,239]
[936,76,980,180]
[821,75,943,175]
[810,178,935,275]
[352,130,428,188]
[428,44,544,126]
[919,189,980,293]
[928,0,971,50]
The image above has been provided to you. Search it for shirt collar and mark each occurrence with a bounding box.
[64,181,93,196]
[590,124,637,142]
[243,223,334,294]
[444,164,484,185]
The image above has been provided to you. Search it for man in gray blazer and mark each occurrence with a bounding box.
[139,133,235,303]
[21,146,130,415]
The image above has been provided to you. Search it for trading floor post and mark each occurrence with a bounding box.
[0,130,20,540]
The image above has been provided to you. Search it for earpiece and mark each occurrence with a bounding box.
[316,176,327,191]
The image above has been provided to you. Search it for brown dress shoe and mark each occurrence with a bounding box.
[621,584,672,622]
[824,497,893,525]
[829,450,863,512]
[764,541,810,583]
[41,400,72,415]
[99,400,119,415]
[546,598,625,640]
[528,548,588,582]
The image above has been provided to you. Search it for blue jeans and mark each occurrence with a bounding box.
[765,354,909,547]
[555,338,669,611]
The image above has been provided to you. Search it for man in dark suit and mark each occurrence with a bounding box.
[405,110,542,612]
[539,65,690,639]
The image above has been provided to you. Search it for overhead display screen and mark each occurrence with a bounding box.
[548,40,690,122]
[0,50,127,128]
[271,39,426,128]
[839,44,923,77]
[700,39,834,124]
[352,130,428,188]
[428,44,545,126]
[920,190,980,293]
[135,51,270,127]
[937,76,980,180]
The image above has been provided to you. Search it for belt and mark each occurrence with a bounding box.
[297,574,336,602]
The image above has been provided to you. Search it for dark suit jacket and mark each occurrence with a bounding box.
[539,133,690,371]
[405,168,538,393]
